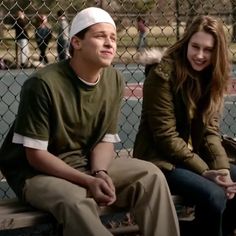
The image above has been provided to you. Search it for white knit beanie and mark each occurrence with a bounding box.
[69,7,116,39]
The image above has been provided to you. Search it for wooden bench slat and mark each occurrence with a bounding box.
[0,199,127,217]
[0,211,53,230]
[0,210,139,234]
[109,225,140,234]
[0,199,35,214]
[0,198,140,234]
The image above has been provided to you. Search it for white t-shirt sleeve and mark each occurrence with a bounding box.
[12,133,48,150]
[12,133,120,149]
[102,134,121,143]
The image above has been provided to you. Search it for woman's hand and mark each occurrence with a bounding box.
[202,169,236,199]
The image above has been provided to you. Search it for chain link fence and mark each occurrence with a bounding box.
[1,0,236,234]
[1,0,236,200]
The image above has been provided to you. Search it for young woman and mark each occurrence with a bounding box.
[134,15,236,236]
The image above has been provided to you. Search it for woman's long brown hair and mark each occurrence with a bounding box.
[164,15,230,124]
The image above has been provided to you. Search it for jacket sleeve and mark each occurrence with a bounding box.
[200,115,230,170]
[143,63,209,174]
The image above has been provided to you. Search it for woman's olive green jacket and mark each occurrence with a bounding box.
[133,58,230,174]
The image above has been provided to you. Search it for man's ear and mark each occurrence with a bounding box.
[70,36,82,50]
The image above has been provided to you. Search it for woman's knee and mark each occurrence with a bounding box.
[203,187,226,211]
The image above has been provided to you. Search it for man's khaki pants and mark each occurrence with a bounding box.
[23,158,180,236]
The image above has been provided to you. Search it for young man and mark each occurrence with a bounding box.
[0,7,180,236]
[35,14,52,65]
[137,16,148,51]
[57,10,70,61]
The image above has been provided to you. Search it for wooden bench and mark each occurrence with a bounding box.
[0,195,193,235]
[0,198,141,235]
[0,150,194,235]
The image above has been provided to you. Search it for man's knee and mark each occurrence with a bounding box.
[24,175,87,208]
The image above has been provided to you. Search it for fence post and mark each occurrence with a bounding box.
[175,0,180,40]
[15,40,19,68]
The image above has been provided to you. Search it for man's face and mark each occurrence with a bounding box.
[78,23,117,68]
[187,31,214,72]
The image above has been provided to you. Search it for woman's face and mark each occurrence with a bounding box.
[187,31,215,72]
